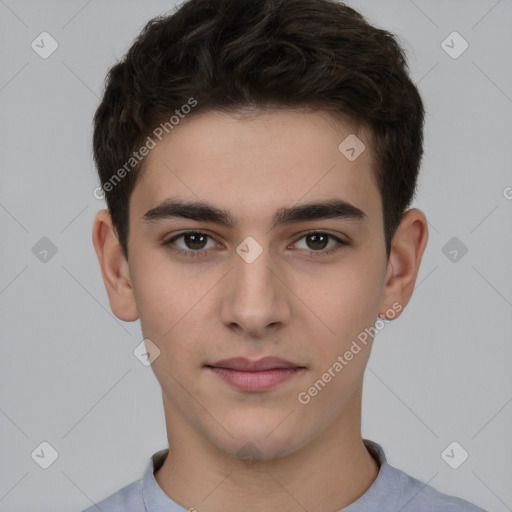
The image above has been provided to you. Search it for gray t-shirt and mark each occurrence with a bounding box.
[82,439,486,511]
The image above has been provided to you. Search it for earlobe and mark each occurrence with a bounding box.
[92,209,139,322]
[379,208,429,319]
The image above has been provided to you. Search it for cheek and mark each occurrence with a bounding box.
[299,272,378,406]
[315,258,383,343]
[130,255,214,369]
[130,251,190,331]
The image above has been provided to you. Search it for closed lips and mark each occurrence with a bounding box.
[206,356,305,371]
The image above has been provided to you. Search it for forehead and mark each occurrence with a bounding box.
[130,109,381,228]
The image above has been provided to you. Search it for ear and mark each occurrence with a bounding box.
[378,208,429,319]
[92,209,139,322]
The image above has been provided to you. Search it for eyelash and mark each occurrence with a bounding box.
[162,231,349,259]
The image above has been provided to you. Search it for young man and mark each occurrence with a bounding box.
[87,0,486,510]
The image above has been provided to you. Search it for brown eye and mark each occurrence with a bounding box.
[163,231,218,258]
[293,232,348,255]
[305,233,329,250]
[181,233,208,250]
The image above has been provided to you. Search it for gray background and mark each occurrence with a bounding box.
[1,0,511,511]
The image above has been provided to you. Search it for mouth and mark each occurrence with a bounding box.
[205,356,306,392]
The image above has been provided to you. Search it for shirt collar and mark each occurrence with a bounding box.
[141,448,178,511]
[343,439,401,510]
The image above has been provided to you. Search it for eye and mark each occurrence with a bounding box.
[163,231,219,258]
[292,232,348,255]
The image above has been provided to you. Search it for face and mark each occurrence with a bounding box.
[123,110,392,460]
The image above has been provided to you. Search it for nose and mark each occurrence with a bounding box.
[220,244,291,339]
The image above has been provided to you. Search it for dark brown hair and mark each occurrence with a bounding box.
[93,0,425,260]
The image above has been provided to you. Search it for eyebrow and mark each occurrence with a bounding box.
[143,198,366,229]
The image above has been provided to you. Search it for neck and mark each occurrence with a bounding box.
[154,392,379,512]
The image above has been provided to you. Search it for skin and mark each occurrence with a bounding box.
[92,109,428,512]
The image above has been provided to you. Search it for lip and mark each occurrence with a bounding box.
[206,356,305,392]
[209,356,303,371]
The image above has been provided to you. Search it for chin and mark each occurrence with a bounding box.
[226,437,303,463]
[205,418,314,463]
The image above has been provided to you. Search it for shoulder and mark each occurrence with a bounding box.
[80,449,170,512]
[390,464,487,512]
[360,440,487,512]
[81,478,143,512]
